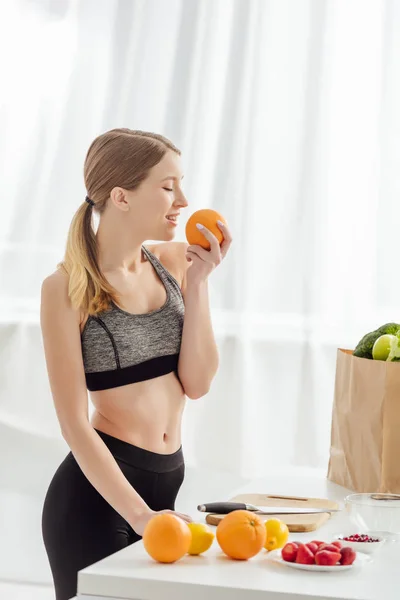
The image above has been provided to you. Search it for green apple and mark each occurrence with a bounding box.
[372,334,396,360]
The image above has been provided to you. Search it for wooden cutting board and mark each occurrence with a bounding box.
[205,493,339,532]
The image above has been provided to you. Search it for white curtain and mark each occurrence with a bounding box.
[1,0,400,583]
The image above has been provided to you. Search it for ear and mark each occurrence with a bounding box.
[110,187,130,211]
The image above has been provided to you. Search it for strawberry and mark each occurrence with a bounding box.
[295,544,315,565]
[305,542,319,555]
[331,540,342,549]
[315,550,341,566]
[339,547,356,566]
[318,543,341,553]
[310,540,325,548]
[281,543,299,562]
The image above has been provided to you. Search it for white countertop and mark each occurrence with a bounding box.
[77,469,399,600]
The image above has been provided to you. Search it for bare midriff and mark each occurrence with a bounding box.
[89,371,186,454]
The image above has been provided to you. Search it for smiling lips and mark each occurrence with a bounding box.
[166,214,179,225]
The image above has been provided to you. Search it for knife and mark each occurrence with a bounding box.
[197,502,340,515]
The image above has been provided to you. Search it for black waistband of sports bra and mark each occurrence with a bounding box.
[94,429,184,473]
[85,353,180,391]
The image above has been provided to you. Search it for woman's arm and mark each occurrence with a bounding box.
[161,221,233,399]
[178,278,219,399]
[40,272,151,530]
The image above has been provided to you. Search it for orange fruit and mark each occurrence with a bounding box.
[216,510,266,560]
[185,208,227,250]
[143,513,191,563]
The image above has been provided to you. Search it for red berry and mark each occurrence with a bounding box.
[281,543,299,563]
[331,540,342,549]
[343,533,380,543]
[295,544,315,565]
[340,547,356,565]
[315,550,341,566]
[318,543,341,553]
[305,542,319,555]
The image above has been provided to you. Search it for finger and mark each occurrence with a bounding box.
[187,245,220,263]
[177,512,192,520]
[176,512,193,522]
[187,247,206,261]
[195,224,220,255]
[217,221,232,257]
[220,239,231,258]
[162,509,191,522]
[186,247,203,262]
[217,220,232,243]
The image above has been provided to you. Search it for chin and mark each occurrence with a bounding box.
[153,229,176,242]
[165,233,176,242]
[165,227,177,240]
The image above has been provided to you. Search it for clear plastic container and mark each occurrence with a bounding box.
[345,493,400,541]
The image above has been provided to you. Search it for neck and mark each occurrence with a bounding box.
[96,217,146,274]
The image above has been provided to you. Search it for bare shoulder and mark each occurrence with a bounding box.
[41,269,81,325]
[146,242,189,287]
[41,269,68,303]
[42,268,68,291]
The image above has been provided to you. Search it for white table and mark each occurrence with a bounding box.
[77,468,399,600]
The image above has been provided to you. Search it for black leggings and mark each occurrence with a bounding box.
[42,429,185,600]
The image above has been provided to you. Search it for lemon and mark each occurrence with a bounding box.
[372,334,396,361]
[264,518,289,552]
[187,522,215,555]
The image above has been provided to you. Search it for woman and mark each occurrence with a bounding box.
[40,128,232,600]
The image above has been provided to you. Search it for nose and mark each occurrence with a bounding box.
[175,192,188,208]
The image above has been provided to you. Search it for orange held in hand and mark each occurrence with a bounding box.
[185,209,227,250]
[216,510,266,560]
[143,513,191,563]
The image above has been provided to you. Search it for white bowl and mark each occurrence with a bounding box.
[333,532,385,554]
[345,493,400,540]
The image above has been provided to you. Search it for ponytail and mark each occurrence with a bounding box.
[58,201,117,315]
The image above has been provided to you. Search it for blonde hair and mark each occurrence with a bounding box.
[58,128,181,315]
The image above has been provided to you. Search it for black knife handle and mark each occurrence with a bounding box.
[197,502,247,513]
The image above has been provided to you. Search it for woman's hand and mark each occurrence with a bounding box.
[185,220,232,285]
[131,507,193,536]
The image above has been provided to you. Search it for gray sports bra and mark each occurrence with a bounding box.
[81,245,184,391]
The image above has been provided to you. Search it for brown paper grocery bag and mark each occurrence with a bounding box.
[327,348,400,493]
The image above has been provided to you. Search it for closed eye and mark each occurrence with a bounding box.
[163,188,173,192]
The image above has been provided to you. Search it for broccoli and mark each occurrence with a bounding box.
[353,323,400,359]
